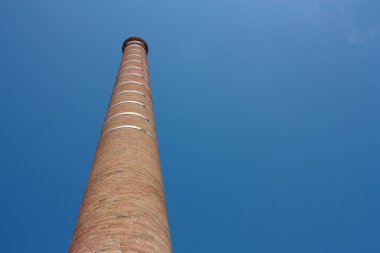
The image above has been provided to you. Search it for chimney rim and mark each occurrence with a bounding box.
[122,36,149,54]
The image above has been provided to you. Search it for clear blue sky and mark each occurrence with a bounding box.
[0,1,379,252]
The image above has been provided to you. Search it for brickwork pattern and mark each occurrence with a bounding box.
[70,38,172,253]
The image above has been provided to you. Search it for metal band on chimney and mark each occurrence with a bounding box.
[101,125,155,140]
[112,90,152,103]
[104,112,151,124]
[110,100,153,114]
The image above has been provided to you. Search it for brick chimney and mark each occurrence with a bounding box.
[70,37,172,253]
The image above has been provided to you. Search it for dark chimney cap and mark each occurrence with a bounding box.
[122,36,148,54]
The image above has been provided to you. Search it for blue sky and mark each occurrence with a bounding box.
[0,0,379,252]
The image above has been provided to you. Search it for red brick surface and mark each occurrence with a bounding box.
[70,39,172,253]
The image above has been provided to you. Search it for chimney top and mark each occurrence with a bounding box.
[122,36,149,54]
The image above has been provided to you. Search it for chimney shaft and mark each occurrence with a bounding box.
[70,37,172,253]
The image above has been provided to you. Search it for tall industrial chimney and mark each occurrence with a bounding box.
[70,37,172,253]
